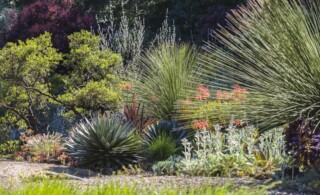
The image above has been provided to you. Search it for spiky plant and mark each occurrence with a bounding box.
[148,134,178,162]
[65,115,143,169]
[143,120,193,152]
[179,0,320,131]
[132,44,198,120]
[123,93,157,132]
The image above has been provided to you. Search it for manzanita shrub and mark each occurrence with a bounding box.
[5,0,96,52]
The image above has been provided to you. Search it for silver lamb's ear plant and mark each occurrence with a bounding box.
[180,0,320,132]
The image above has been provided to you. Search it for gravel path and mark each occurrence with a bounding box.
[0,160,317,194]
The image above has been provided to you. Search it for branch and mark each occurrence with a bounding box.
[0,103,30,127]
[22,86,83,118]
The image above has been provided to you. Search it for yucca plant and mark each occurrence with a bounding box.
[132,44,198,119]
[180,0,320,131]
[65,115,143,169]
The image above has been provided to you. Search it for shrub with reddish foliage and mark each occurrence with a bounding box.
[6,0,96,52]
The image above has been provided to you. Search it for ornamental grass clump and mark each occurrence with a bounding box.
[143,120,192,161]
[25,132,63,163]
[65,115,143,169]
[183,0,320,131]
[132,44,198,119]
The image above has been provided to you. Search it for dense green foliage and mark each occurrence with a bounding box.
[0,31,122,133]
[58,30,122,115]
[65,115,143,169]
[0,32,62,133]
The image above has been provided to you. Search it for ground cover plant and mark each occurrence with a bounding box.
[153,125,287,178]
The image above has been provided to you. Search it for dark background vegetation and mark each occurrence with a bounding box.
[0,0,246,49]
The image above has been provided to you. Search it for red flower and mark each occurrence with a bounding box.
[195,94,203,101]
[215,84,248,100]
[196,85,210,101]
[193,120,209,130]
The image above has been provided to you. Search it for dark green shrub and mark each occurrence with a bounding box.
[148,134,178,161]
[143,120,193,161]
[65,115,143,169]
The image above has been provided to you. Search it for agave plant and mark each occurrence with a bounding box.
[132,44,198,119]
[179,0,320,131]
[65,115,143,169]
[142,120,193,162]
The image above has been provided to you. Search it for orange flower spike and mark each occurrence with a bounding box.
[198,85,210,96]
[193,120,200,129]
[195,94,203,101]
[233,84,248,99]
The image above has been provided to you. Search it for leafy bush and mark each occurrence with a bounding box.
[0,140,20,158]
[59,30,123,115]
[65,115,143,169]
[0,31,123,133]
[192,0,320,131]
[24,132,63,163]
[0,32,63,134]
